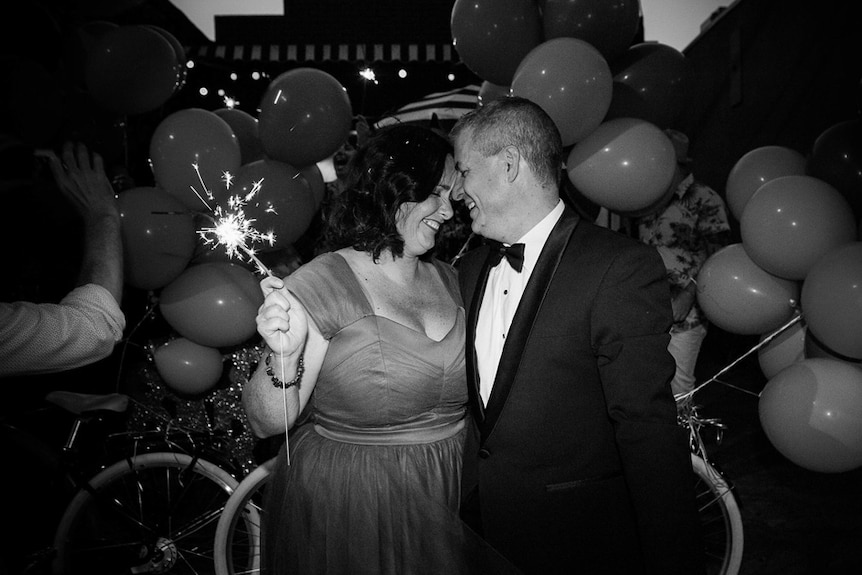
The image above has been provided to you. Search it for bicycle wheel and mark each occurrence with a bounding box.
[214,457,276,575]
[52,452,239,575]
[692,453,744,575]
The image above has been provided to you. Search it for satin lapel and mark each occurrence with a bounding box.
[481,209,581,443]
[465,245,494,424]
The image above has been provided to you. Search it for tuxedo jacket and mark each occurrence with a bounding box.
[458,207,704,575]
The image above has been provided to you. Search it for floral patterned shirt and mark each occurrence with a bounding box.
[637,174,731,330]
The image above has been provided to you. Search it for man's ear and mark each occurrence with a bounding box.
[502,145,520,183]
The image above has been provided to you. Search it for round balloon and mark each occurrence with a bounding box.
[604,42,687,130]
[258,68,352,167]
[153,337,224,396]
[807,119,862,219]
[84,25,180,115]
[740,175,856,279]
[149,108,241,211]
[118,186,196,291]
[478,81,510,106]
[757,317,805,379]
[159,262,264,348]
[800,242,862,360]
[512,38,612,146]
[213,108,265,165]
[696,243,799,335]
[566,118,676,212]
[726,146,807,221]
[541,0,640,64]
[450,0,543,87]
[145,25,188,93]
[299,164,326,210]
[759,358,862,473]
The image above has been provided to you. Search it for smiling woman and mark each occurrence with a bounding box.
[239,123,515,574]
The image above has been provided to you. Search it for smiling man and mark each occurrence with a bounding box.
[449,96,705,575]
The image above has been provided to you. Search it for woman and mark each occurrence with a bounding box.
[243,124,469,574]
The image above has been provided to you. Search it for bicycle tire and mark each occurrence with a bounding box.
[692,453,744,575]
[52,451,239,575]
[214,457,276,575]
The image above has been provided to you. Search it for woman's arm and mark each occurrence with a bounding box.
[242,276,329,438]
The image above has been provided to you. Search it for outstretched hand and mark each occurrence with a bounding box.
[256,276,309,358]
[42,142,119,223]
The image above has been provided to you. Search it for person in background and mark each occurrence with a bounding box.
[244,124,513,574]
[450,96,704,574]
[633,129,732,397]
[0,141,125,378]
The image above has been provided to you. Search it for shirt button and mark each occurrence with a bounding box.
[479,448,491,459]
[503,289,508,295]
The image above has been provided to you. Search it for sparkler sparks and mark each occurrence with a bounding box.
[191,163,276,276]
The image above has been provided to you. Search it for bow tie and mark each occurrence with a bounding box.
[488,242,525,272]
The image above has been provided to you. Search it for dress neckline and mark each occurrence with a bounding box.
[329,252,462,343]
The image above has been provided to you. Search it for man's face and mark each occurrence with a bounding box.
[452,130,511,243]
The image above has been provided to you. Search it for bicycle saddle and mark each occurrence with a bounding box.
[45,391,129,415]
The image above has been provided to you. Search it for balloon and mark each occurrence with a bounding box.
[84,25,180,115]
[512,38,612,146]
[800,242,862,360]
[63,21,119,89]
[299,164,326,210]
[759,358,862,473]
[149,108,241,211]
[144,25,188,93]
[566,118,675,212]
[807,119,862,218]
[214,108,265,165]
[604,42,687,130]
[542,0,641,65]
[159,262,263,348]
[258,68,352,167]
[223,159,317,249]
[804,327,862,368]
[725,146,807,221]
[696,243,799,335]
[740,175,856,280]
[477,81,510,106]
[758,318,806,379]
[450,0,543,87]
[118,186,196,291]
[153,337,224,396]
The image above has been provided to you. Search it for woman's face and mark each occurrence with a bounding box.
[396,155,456,257]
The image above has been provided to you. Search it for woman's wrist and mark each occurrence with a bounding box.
[263,348,304,389]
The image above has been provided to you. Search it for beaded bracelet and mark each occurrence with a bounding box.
[264,351,304,389]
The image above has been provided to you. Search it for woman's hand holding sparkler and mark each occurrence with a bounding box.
[256,276,308,363]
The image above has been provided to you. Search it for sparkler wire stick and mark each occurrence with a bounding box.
[190,164,291,463]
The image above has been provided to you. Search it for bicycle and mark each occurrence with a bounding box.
[1,389,255,575]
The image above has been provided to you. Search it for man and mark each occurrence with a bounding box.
[633,129,731,398]
[0,141,125,378]
[450,97,703,574]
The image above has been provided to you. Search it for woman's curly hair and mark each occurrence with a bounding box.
[322,124,453,261]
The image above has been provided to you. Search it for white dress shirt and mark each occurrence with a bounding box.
[476,200,564,405]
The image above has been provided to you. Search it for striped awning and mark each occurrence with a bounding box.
[188,43,458,63]
[375,84,480,128]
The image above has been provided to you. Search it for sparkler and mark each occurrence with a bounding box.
[190,163,294,463]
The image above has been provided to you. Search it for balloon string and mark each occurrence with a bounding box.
[676,312,804,402]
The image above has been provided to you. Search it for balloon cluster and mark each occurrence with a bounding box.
[77,40,352,395]
[695,119,862,473]
[451,0,687,213]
